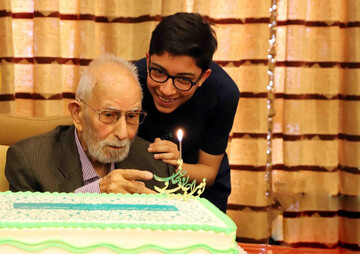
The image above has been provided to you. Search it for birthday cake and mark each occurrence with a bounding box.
[0,191,243,253]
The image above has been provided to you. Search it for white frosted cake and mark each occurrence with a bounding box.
[0,191,243,253]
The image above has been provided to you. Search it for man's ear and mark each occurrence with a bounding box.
[68,100,84,132]
[197,69,212,88]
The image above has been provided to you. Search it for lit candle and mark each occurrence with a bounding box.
[177,129,183,160]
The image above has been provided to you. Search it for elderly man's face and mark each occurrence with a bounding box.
[79,65,142,163]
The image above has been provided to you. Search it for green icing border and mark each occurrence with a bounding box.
[0,239,239,254]
[0,191,236,235]
[198,197,237,232]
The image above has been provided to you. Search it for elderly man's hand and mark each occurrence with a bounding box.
[99,169,156,194]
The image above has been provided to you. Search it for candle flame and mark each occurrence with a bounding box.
[177,129,183,142]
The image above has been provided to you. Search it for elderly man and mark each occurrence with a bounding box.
[5,54,175,194]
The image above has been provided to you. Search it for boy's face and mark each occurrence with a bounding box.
[146,52,211,114]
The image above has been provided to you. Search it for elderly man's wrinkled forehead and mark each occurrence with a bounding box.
[87,61,141,98]
[88,61,127,81]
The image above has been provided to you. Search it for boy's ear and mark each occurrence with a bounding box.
[197,69,212,88]
[68,100,84,132]
[146,52,150,67]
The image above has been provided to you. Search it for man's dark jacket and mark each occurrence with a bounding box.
[5,125,175,192]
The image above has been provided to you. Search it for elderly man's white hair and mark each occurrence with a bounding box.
[76,53,141,101]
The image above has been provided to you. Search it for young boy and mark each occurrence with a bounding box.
[136,12,240,212]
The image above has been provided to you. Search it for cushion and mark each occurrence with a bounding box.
[0,145,9,191]
[0,114,73,146]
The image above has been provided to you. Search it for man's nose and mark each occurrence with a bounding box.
[159,78,176,96]
[113,115,128,140]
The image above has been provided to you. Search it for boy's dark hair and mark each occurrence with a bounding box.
[149,12,217,71]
